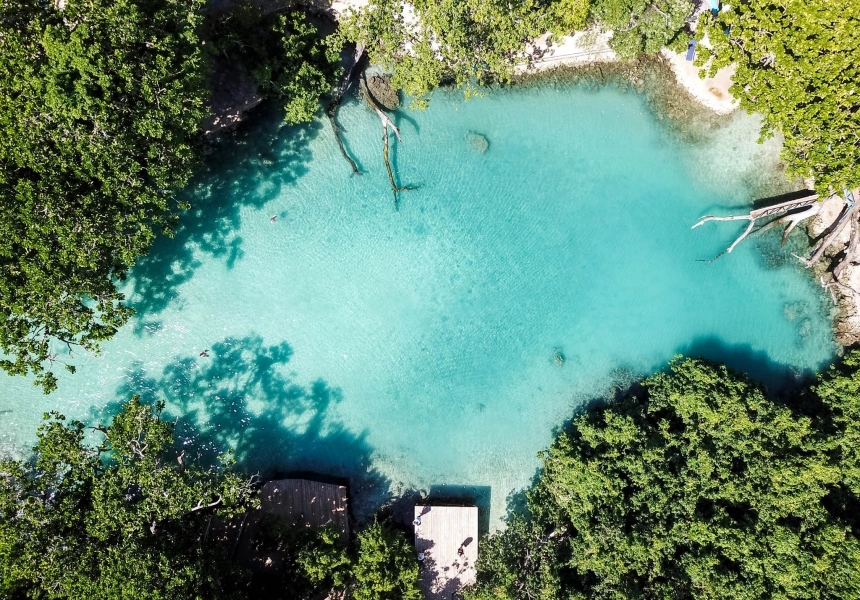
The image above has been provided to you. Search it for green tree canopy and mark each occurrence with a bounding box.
[0,397,257,599]
[0,0,336,393]
[467,356,860,600]
[351,518,422,600]
[0,0,210,393]
[697,0,860,194]
[336,0,550,109]
[592,0,692,58]
[547,0,590,36]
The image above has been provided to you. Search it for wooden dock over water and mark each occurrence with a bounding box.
[414,505,478,600]
[259,478,350,544]
[229,478,350,571]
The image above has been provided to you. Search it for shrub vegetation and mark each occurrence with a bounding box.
[697,0,860,194]
[0,397,420,599]
[467,355,860,600]
[0,0,335,393]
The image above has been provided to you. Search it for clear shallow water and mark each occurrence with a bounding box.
[0,84,837,523]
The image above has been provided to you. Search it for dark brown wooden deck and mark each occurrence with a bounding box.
[258,478,350,544]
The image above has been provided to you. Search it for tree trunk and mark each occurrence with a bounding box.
[363,73,415,209]
[801,201,857,267]
[694,189,860,306]
[326,44,366,175]
[691,192,820,262]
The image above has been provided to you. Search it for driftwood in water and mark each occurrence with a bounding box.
[692,192,820,262]
[326,44,366,175]
[694,188,860,300]
[363,74,415,209]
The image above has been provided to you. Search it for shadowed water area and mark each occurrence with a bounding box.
[0,82,838,522]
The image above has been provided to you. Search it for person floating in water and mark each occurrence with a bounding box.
[270,215,277,223]
[199,350,209,357]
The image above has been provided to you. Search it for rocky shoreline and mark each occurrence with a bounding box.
[807,193,860,348]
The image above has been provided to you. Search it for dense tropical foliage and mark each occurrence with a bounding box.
[350,519,423,600]
[591,0,691,58]
[336,0,693,108]
[0,397,257,599]
[697,0,860,194]
[0,397,421,600]
[466,355,860,600]
[0,0,210,393]
[0,0,335,392]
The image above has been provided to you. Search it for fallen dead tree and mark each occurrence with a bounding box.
[692,192,820,260]
[362,72,415,209]
[327,49,414,209]
[693,188,860,296]
[327,44,366,174]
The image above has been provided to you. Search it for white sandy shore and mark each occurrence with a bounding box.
[659,48,737,114]
[520,30,738,115]
[327,0,739,117]
[518,30,618,70]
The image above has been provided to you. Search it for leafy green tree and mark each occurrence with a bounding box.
[351,519,422,600]
[296,525,353,590]
[591,0,692,58]
[468,517,570,600]
[336,0,549,109]
[249,518,352,598]
[0,397,257,599]
[0,0,210,393]
[697,0,860,194]
[809,351,860,498]
[207,3,338,124]
[468,357,860,600]
[548,0,591,36]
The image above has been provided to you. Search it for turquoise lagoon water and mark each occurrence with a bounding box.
[0,84,838,522]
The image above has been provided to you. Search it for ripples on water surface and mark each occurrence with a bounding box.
[0,84,837,522]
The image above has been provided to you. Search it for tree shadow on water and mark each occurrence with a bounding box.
[98,333,390,519]
[679,336,825,393]
[126,105,324,333]
[501,338,828,522]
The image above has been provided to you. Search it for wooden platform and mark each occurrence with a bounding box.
[414,505,478,600]
[227,478,350,572]
[259,478,350,544]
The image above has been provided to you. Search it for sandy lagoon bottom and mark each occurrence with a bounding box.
[0,84,837,524]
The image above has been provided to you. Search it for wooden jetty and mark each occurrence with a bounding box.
[258,478,350,544]
[414,505,479,600]
[228,478,350,571]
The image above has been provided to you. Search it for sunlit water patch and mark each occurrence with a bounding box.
[0,84,837,523]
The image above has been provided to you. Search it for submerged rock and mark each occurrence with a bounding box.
[466,131,489,153]
[360,74,401,111]
[553,348,565,366]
